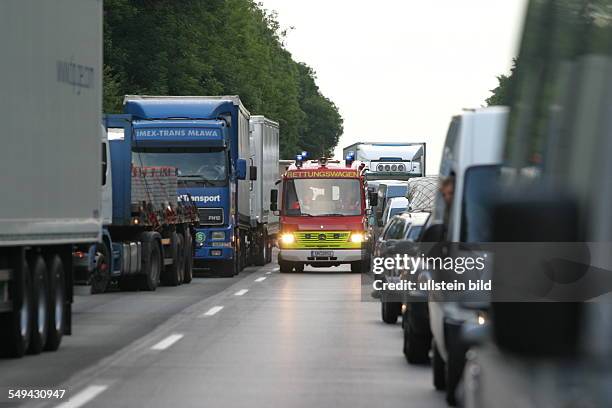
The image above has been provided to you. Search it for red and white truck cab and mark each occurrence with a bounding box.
[274,154,367,273]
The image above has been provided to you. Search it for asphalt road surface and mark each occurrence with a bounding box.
[2,261,446,408]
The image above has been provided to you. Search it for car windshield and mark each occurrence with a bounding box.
[405,225,423,241]
[461,165,500,242]
[284,178,362,216]
[389,207,405,218]
[132,148,228,187]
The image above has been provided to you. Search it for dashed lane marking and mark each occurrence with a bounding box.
[55,385,108,408]
[151,334,184,351]
[201,306,224,317]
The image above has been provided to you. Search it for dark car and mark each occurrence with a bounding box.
[375,212,430,324]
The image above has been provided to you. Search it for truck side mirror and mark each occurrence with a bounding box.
[270,189,278,211]
[368,191,378,206]
[249,165,258,181]
[490,192,582,356]
[236,159,247,180]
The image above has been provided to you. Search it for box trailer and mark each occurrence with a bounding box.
[249,116,280,265]
[0,0,102,357]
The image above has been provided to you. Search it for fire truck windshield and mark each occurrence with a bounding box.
[284,178,362,217]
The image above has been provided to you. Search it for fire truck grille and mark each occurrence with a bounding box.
[293,231,351,248]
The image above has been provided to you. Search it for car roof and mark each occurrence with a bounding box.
[387,196,409,208]
[398,211,430,226]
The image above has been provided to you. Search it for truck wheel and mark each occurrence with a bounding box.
[218,261,232,277]
[381,301,400,324]
[91,242,111,294]
[44,255,65,351]
[278,255,292,273]
[28,255,49,355]
[255,229,267,266]
[139,237,162,292]
[350,261,362,273]
[0,260,32,358]
[266,237,273,264]
[433,342,446,390]
[182,230,193,284]
[176,234,185,284]
[162,232,181,286]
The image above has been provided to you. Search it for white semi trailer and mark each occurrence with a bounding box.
[0,0,102,357]
[249,116,280,265]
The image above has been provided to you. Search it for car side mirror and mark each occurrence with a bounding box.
[236,159,247,180]
[270,189,278,211]
[490,191,582,356]
[249,165,258,181]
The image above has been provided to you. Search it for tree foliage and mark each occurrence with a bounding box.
[103,0,343,158]
[486,59,517,107]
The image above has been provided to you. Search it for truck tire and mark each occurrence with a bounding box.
[381,301,400,324]
[44,255,65,351]
[176,233,186,284]
[254,229,267,266]
[182,230,193,284]
[139,233,162,291]
[90,242,111,294]
[266,237,273,264]
[28,255,49,355]
[433,342,446,390]
[350,261,362,273]
[0,260,32,358]
[162,232,181,286]
[219,259,237,277]
[278,255,292,273]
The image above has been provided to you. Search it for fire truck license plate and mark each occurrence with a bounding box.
[312,250,334,257]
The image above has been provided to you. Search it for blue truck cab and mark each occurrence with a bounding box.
[123,96,252,277]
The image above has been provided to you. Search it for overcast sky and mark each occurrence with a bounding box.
[260,0,528,173]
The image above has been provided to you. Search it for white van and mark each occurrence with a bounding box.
[428,106,508,405]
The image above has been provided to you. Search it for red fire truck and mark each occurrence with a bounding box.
[272,154,367,273]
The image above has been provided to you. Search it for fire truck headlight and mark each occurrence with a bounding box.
[350,233,365,243]
[281,233,295,245]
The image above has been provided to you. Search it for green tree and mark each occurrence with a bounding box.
[102,0,343,158]
[486,59,517,106]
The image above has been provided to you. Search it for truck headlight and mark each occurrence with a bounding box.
[211,231,226,241]
[350,233,365,243]
[281,233,295,245]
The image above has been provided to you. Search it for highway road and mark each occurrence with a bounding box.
[2,257,446,408]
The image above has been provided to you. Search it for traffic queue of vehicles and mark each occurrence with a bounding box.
[0,1,281,358]
[364,0,612,405]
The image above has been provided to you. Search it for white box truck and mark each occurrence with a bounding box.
[249,116,280,265]
[0,0,102,357]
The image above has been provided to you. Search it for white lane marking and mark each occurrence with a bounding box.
[56,385,108,408]
[266,271,272,275]
[255,277,267,282]
[273,267,280,271]
[234,289,249,296]
[151,334,184,351]
[201,306,224,317]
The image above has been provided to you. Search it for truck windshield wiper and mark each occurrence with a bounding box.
[318,213,345,217]
[300,213,314,217]
[178,175,215,187]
